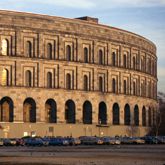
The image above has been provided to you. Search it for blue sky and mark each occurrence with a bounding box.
[0,0,165,92]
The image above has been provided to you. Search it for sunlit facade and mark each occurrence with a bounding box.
[0,10,157,138]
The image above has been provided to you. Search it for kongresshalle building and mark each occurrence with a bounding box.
[0,10,157,138]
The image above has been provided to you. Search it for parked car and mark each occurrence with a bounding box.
[0,138,4,146]
[101,137,111,145]
[62,138,70,146]
[155,136,165,144]
[3,139,12,146]
[16,138,25,146]
[9,138,17,146]
[65,137,81,146]
[101,137,121,145]
[130,137,145,144]
[142,136,158,144]
[120,137,133,144]
[96,137,104,145]
[48,137,64,146]
[25,137,43,146]
[80,136,103,145]
[41,137,50,146]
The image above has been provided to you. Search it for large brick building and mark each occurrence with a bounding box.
[0,10,157,138]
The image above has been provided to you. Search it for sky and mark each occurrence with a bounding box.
[0,0,165,93]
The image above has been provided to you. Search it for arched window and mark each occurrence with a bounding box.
[134,105,139,126]
[112,52,116,66]
[123,54,127,68]
[23,97,36,123]
[148,82,151,98]
[0,97,14,122]
[141,82,143,96]
[25,70,32,87]
[26,41,32,58]
[66,45,71,61]
[99,49,104,65]
[84,75,88,91]
[45,99,57,123]
[47,72,52,88]
[142,106,146,126]
[66,73,71,90]
[124,104,130,125]
[47,43,53,59]
[112,78,116,93]
[148,58,151,74]
[124,80,127,94]
[84,47,88,63]
[133,82,136,95]
[113,103,120,125]
[99,77,104,92]
[133,56,136,70]
[98,102,107,124]
[141,58,144,71]
[1,69,9,86]
[65,99,75,123]
[1,39,9,55]
[148,107,151,127]
[83,101,92,124]
[142,82,146,97]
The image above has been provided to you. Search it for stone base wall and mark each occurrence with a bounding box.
[0,123,150,138]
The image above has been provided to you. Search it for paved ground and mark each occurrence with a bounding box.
[0,145,165,165]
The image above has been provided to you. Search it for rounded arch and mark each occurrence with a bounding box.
[112,78,116,93]
[123,80,127,94]
[112,52,116,66]
[23,97,36,123]
[133,81,136,95]
[26,41,32,57]
[47,72,52,88]
[83,101,92,124]
[1,39,9,55]
[133,56,136,69]
[83,75,88,91]
[99,76,103,92]
[134,105,139,126]
[113,103,120,125]
[45,99,57,123]
[84,47,88,63]
[0,96,14,122]
[124,104,130,125]
[142,106,146,126]
[65,99,75,123]
[1,69,9,86]
[66,73,71,89]
[98,101,107,124]
[99,49,103,65]
[66,45,71,61]
[47,43,53,59]
[123,54,127,68]
[25,70,32,87]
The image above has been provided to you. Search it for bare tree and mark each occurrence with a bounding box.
[126,124,139,137]
[155,110,161,136]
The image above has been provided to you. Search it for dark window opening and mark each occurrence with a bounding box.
[83,101,92,124]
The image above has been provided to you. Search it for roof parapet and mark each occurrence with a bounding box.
[75,16,98,24]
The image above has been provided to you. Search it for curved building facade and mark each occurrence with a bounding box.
[0,10,157,138]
